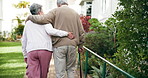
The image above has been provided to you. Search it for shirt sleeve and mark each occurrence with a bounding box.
[78,17,85,48]
[27,9,56,24]
[44,24,68,37]
[21,24,28,58]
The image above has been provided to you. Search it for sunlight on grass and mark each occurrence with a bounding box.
[0,41,26,78]
[0,62,26,68]
[7,59,22,62]
[0,46,22,53]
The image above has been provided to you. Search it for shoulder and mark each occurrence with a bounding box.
[47,8,58,14]
[25,20,33,25]
[44,23,53,28]
[25,20,43,28]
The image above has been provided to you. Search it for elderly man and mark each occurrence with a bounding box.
[22,3,73,78]
[26,0,85,78]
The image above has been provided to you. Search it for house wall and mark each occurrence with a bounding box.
[81,2,87,16]
[1,0,17,32]
[0,0,81,33]
[80,0,118,22]
[0,0,56,33]
[0,0,2,32]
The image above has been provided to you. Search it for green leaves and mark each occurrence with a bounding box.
[13,17,25,36]
[13,1,30,8]
[88,18,104,32]
[84,0,147,77]
[91,66,102,78]
[109,0,148,77]
[85,32,115,57]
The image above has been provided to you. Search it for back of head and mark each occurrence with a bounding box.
[30,3,42,15]
[57,0,68,7]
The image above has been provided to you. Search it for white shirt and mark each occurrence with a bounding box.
[21,20,68,58]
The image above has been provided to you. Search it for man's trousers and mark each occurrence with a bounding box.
[53,46,76,78]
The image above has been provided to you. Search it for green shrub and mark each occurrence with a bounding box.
[85,33,115,57]
[13,16,25,36]
[14,24,24,36]
[107,0,148,77]
[0,33,5,41]
[82,0,148,77]
[85,18,115,57]
[83,18,116,78]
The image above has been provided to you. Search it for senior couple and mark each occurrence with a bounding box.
[21,0,85,78]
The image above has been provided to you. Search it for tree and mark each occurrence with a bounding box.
[13,1,30,8]
[109,0,148,77]
[12,1,30,39]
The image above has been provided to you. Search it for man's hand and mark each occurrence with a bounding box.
[78,47,84,53]
[68,32,75,39]
[24,58,27,63]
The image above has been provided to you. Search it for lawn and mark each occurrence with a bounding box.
[0,41,26,78]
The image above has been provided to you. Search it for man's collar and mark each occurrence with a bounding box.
[61,5,68,7]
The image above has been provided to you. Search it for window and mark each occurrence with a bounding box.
[86,2,92,16]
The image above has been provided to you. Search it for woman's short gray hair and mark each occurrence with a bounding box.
[57,0,68,5]
[30,3,42,15]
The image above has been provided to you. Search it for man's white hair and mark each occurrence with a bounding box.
[57,0,68,5]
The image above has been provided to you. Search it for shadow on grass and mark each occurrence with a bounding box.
[0,67,25,78]
[0,52,26,78]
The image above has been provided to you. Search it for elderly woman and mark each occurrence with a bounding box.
[21,3,73,78]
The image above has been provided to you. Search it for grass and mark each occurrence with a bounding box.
[0,41,21,47]
[0,41,26,78]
